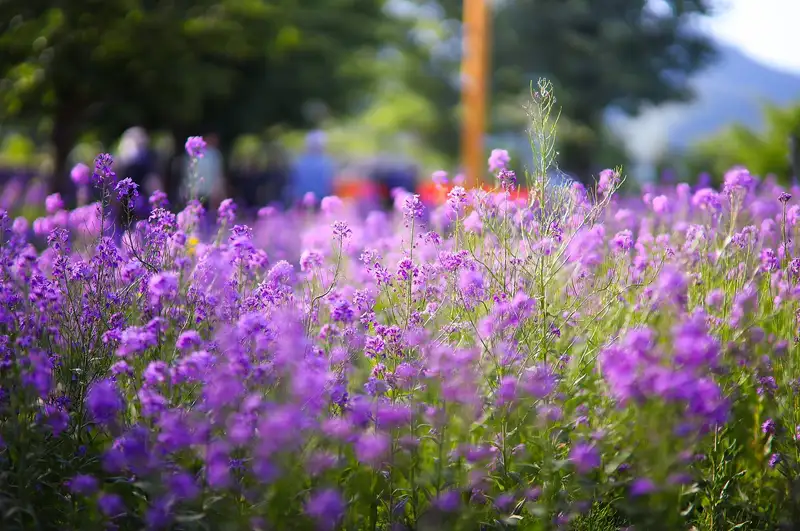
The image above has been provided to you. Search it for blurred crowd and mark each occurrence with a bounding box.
[111,126,420,216]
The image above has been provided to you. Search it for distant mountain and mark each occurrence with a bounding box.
[609,44,800,163]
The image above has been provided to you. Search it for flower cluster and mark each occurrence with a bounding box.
[1,144,799,530]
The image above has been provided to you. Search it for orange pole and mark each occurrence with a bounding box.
[460,0,490,189]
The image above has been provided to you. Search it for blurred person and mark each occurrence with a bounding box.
[116,127,159,221]
[287,130,336,205]
[182,133,225,210]
[262,141,290,208]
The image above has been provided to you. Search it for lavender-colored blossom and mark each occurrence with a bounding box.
[402,194,424,223]
[305,489,345,530]
[432,170,448,186]
[355,432,389,465]
[45,193,64,214]
[115,178,139,208]
[92,153,116,186]
[217,198,237,224]
[630,477,656,497]
[569,442,600,474]
[185,136,207,158]
[148,272,179,300]
[723,166,754,194]
[597,169,618,197]
[176,330,202,351]
[86,379,124,425]
[651,194,670,214]
[71,163,91,186]
[692,188,722,212]
[98,493,125,517]
[488,149,510,172]
[68,474,99,496]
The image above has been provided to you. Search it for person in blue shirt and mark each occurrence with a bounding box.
[288,131,336,205]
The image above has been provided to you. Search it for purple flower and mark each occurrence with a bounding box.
[305,489,345,530]
[98,493,125,517]
[497,169,517,191]
[597,169,618,197]
[149,190,168,208]
[71,163,91,186]
[148,272,179,301]
[611,230,633,252]
[779,192,792,203]
[300,250,324,271]
[692,188,722,212]
[723,166,753,194]
[402,194,424,223]
[185,136,207,159]
[68,474,99,495]
[488,149,510,173]
[45,193,64,214]
[434,490,461,512]
[705,289,724,309]
[656,266,688,308]
[143,361,170,387]
[267,260,294,285]
[86,379,124,425]
[446,186,468,215]
[43,405,69,436]
[355,432,389,465]
[630,477,656,497]
[167,471,200,501]
[332,220,352,240]
[769,453,781,468]
[522,364,557,399]
[651,194,670,215]
[92,153,116,186]
[217,198,237,224]
[496,376,518,406]
[115,178,139,208]
[762,418,776,435]
[432,170,448,186]
[176,330,202,351]
[569,442,600,474]
[760,248,779,272]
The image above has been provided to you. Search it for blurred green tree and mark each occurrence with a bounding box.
[432,0,715,182]
[494,0,715,182]
[680,102,800,184]
[0,0,391,195]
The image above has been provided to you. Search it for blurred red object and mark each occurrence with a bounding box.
[418,181,529,205]
[333,179,381,201]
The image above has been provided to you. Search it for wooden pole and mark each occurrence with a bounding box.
[460,0,490,189]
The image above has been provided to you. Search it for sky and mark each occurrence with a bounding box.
[704,0,800,74]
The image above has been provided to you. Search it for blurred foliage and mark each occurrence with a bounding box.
[0,0,716,188]
[0,133,36,167]
[0,0,396,192]
[431,0,716,181]
[680,102,800,185]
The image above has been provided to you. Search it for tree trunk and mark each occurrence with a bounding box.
[50,102,79,200]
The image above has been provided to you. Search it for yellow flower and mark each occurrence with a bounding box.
[187,235,199,256]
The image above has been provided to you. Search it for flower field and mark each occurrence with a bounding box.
[3,104,800,530]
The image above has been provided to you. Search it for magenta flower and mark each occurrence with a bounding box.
[185,136,207,158]
[569,442,600,474]
[488,149,510,173]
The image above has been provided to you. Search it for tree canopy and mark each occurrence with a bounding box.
[678,102,800,184]
[0,0,718,191]
[0,0,394,193]
[490,0,716,180]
